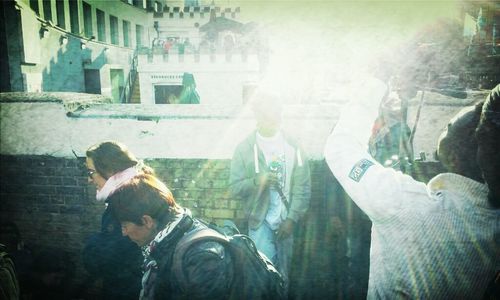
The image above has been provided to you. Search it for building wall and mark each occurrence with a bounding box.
[4,1,261,104]
[3,0,153,98]
[137,52,260,104]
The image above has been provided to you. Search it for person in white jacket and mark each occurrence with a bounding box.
[324,78,499,299]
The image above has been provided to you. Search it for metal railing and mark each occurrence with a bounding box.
[120,51,139,103]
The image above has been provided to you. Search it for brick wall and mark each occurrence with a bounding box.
[0,154,349,299]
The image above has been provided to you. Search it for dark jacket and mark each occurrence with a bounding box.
[229,130,311,229]
[141,209,233,300]
[82,204,143,300]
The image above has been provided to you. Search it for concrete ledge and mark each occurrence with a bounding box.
[0,92,112,113]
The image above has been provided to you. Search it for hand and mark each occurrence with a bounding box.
[254,172,280,189]
[266,172,281,189]
[276,219,294,241]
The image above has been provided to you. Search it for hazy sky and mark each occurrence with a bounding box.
[215,0,464,102]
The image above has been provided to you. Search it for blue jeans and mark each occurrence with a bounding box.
[249,221,293,293]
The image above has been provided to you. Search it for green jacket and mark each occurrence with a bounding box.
[229,130,311,230]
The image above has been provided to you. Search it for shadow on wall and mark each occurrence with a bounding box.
[41,37,108,93]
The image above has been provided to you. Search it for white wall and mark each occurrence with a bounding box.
[0,95,336,160]
[137,53,260,104]
[1,91,487,161]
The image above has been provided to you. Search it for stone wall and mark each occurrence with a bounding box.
[0,154,347,299]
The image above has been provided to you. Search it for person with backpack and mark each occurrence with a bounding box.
[107,173,285,300]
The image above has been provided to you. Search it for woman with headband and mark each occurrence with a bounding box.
[83,141,153,300]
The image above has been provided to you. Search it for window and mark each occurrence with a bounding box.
[155,85,183,104]
[96,9,106,42]
[154,1,162,13]
[110,69,125,103]
[110,15,119,45]
[136,24,144,48]
[30,0,39,15]
[83,2,93,38]
[69,0,79,35]
[42,0,52,22]
[56,0,65,29]
[84,70,101,94]
[123,20,131,47]
[154,73,200,104]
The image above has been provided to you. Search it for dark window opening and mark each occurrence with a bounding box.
[154,1,162,12]
[56,0,65,29]
[84,70,101,94]
[110,15,118,45]
[69,0,79,35]
[123,20,130,47]
[83,2,93,38]
[155,85,183,104]
[30,0,39,15]
[96,9,105,42]
[42,0,52,22]
[136,24,144,48]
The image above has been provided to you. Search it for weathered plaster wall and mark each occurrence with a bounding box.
[0,93,338,159]
[0,91,487,161]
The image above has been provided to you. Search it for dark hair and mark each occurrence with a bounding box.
[107,174,180,227]
[476,85,500,207]
[437,101,484,182]
[86,141,153,179]
[0,222,21,251]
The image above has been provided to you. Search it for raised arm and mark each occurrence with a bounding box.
[324,77,427,222]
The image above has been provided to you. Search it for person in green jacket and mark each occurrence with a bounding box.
[229,88,311,296]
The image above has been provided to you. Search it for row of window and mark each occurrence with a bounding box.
[30,0,147,48]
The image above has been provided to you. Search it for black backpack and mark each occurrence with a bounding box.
[172,227,286,300]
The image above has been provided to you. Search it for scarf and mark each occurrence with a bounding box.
[96,161,143,202]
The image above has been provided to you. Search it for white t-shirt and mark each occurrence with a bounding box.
[256,131,294,230]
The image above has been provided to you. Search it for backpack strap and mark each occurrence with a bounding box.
[172,228,229,292]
